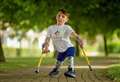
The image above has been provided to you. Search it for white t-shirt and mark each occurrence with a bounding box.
[46,24,74,52]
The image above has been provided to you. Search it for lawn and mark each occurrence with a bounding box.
[106,64,120,82]
[0,57,56,72]
[0,56,99,72]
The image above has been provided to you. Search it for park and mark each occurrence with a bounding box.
[0,0,120,82]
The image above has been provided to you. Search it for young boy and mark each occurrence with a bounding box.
[42,9,83,78]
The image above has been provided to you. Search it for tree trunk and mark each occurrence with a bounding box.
[16,38,22,57]
[75,40,80,57]
[103,34,108,56]
[0,38,5,62]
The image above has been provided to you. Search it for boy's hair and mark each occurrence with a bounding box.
[58,9,70,18]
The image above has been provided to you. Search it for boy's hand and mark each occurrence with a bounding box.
[76,36,83,48]
[42,43,50,54]
[78,39,83,48]
[71,32,84,48]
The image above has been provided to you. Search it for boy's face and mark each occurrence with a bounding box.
[56,11,68,25]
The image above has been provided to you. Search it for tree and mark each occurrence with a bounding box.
[90,0,120,56]
[0,0,120,59]
[0,38,5,62]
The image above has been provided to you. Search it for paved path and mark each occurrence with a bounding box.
[1,57,120,82]
[0,67,113,82]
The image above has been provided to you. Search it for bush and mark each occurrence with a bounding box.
[108,42,120,53]
[98,41,120,53]
[107,64,120,81]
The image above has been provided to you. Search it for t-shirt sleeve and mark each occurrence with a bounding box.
[66,25,75,35]
[46,26,51,38]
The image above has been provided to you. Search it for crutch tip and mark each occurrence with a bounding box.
[90,69,93,71]
[35,70,39,73]
[88,65,93,71]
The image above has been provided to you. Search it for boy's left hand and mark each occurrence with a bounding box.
[78,39,83,48]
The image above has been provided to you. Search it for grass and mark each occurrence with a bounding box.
[3,47,54,58]
[106,64,120,82]
[0,56,93,72]
[0,56,120,73]
[0,57,56,72]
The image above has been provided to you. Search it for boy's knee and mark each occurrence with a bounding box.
[57,57,65,62]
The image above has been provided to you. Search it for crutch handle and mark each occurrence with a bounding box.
[42,50,50,54]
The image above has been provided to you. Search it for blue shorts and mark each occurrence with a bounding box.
[57,47,76,62]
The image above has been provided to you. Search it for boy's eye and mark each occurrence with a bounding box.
[58,15,65,18]
[58,15,60,17]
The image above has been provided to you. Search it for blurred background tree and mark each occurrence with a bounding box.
[0,0,120,62]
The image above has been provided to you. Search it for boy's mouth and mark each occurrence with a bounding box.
[58,19,63,23]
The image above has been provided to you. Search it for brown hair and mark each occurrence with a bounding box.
[58,9,70,18]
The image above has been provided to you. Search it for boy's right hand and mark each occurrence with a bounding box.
[42,43,50,54]
[42,48,50,53]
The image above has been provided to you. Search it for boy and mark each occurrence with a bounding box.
[42,9,83,78]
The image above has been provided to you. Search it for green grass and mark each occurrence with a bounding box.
[0,56,120,73]
[0,57,56,72]
[3,47,54,58]
[106,64,120,82]
[0,57,91,72]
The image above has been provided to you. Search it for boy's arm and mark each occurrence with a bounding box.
[42,37,50,53]
[71,31,83,48]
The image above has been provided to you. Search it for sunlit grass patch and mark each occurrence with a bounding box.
[106,64,120,82]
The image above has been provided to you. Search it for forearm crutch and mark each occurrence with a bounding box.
[81,47,93,71]
[35,52,47,73]
[35,43,49,73]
